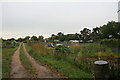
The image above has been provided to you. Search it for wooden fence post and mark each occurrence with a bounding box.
[94,60,109,80]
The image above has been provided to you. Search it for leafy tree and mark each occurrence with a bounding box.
[49,34,57,41]
[23,36,30,43]
[38,35,44,42]
[57,32,65,41]
[31,36,38,41]
[75,33,81,40]
[64,34,77,41]
[24,36,30,40]
[91,27,101,41]
[17,38,23,42]
[100,21,120,39]
[80,28,91,41]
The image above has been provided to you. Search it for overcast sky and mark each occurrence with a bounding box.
[1,0,119,39]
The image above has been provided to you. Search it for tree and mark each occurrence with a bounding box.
[100,21,120,39]
[57,32,65,41]
[64,34,77,41]
[48,34,57,41]
[24,36,30,43]
[17,38,23,42]
[80,28,91,42]
[24,36,30,40]
[38,35,44,42]
[91,27,101,41]
[75,33,81,40]
[31,36,38,41]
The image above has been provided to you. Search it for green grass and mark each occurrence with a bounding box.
[25,44,93,78]
[70,43,114,57]
[2,47,17,78]
[0,48,2,79]
[20,44,37,77]
[25,42,119,78]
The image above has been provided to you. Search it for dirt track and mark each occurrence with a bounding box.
[22,44,61,78]
[10,44,62,78]
[10,45,28,78]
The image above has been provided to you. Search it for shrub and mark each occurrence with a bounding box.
[100,39,120,48]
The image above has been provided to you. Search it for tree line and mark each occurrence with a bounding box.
[48,21,120,42]
[2,21,120,43]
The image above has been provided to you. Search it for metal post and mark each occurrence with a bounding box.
[94,60,109,80]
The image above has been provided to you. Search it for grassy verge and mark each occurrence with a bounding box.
[20,44,37,78]
[2,47,17,78]
[25,44,93,78]
[0,48,2,79]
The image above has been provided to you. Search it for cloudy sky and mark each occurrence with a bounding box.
[1,0,119,39]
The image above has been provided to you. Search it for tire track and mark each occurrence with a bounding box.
[10,45,28,78]
[22,44,61,78]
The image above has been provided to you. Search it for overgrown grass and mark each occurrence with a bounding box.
[65,43,118,77]
[100,39,120,56]
[25,43,119,78]
[0,48,2,79]
[20,44,37,78]
[25,43,93,78]
[69,43,114,56]
[2,47,17,78]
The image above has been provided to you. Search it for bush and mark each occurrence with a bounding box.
[2,41,14,48]
[100,39,120,48]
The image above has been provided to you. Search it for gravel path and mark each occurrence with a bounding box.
[10,45,28,78]
[22,44,61,78]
